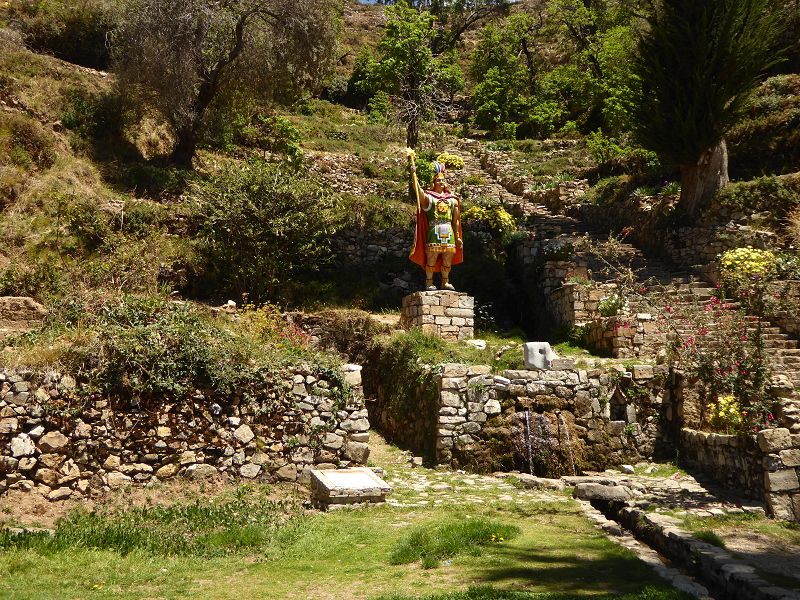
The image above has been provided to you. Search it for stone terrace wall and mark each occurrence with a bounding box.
[435,363,676,473]
[0,366,370,501]
[770,280,800,338]
[679,427,800,521]
[583,313,666,359]
[680,429,765,500]
[332,227,412,265]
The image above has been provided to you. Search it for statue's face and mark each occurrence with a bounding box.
[433,177,445,192]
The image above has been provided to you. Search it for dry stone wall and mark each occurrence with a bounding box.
[582,314,666,359]
[679,427,800,522]
[0,366,370,501]
[332,227,412,265]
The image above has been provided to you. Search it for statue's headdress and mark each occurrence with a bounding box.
[433,161,446,181]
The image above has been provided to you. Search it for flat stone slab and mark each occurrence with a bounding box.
[573,482,633,502]
[310,467,391,510]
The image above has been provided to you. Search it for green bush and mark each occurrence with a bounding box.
[5,0,118,69]
[714,176,800,221]
[0,257,66,299]
[196,158,343,303]
[234,114,304,165]
[0,111,55,170]
[66,197,112,251]
[61,88,124,141]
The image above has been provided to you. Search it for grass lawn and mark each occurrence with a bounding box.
[0,439,689,600]
[0,501,685,599]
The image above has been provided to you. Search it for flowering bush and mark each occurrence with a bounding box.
[462,205,517,240]
[711,394,743,433]
[720,247,776,286]
[435,152,465,171]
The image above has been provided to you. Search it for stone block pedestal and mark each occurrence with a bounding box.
[400,291,474,341]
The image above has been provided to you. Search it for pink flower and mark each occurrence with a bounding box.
[768,413,774,421]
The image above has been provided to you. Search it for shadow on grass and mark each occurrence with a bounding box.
[471,545,667,597]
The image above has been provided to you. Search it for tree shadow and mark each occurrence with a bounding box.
[470,545,670,596]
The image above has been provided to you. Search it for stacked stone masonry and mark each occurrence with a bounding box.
[679,427,800,522]
[0,366,371,501]
[400,291,475,341]
[332,227,412,265]
[435,363,675,474]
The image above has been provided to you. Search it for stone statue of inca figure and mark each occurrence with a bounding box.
[407,149,463,291]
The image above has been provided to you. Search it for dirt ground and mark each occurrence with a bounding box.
[721,529,800,590]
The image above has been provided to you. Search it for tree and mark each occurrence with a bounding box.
[373,2,463,148]
[197,159,343,302]
[111,0,339,167]
[633,0,783,217]
[469,13,544,135]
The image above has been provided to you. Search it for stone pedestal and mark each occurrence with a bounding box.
[400,291,474,341]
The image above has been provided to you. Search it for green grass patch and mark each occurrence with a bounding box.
[692,530,726,548]
[0,490,694,599]
[680,511,800,547]
[380,328,525,372]
[633,463,686,479]
[389,518,521,569]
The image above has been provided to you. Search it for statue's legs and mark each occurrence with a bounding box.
[440,252,455,290]
[424,251,438,291]
[425,251,456,291]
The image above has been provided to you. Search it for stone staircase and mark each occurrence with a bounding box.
[455,140,800,432]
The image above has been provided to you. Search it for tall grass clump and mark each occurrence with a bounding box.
[0,488,300,557]
[388,517,520,569]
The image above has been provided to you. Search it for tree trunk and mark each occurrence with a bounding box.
[171,128,198,168]
[679,139,730,218]
[406,117,419,149]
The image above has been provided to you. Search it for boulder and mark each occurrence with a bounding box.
[239,463,262,479]
[234,424,255,445]
[573,483,633,502]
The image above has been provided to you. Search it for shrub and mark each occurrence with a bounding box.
[711,394,744,434]
[435,152,465,171]
[0,111,56,170]
[4,0,118,69]
[61,88,124,141]
[585,130,660,177]
[366,91,392,125]
[0,258,66,299]
[235,114,303,165]
[720,247,776,287]
[714,176,800,221]
[461,205,517,240]
[196,159,343,303]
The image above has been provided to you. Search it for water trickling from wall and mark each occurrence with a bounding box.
[513,411,581,478]
[524,410,533,475]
